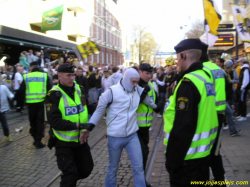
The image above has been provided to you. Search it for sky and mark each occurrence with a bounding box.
[118,0,222,53]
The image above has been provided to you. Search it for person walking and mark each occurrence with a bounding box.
[136,63,160,187]
[14,66,25,112]
[45,63,94,187]
[0,77,14,141]
[163,39,218,186]
[23,61,52,148]
[236,58,250,121]
[87,68,157,187]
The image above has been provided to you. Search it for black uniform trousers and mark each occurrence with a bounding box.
[166,157,209,187]
[238,89,248,117]
[209,114,226,184]
[55,143,94,187]
[137,127,150,171]
[28,104,45,141]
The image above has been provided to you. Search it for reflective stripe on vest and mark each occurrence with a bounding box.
[163,69,218,160]
[24,72,47,103]
[51,83,88,142]
[136,82,156,127]
[203,62,226,113]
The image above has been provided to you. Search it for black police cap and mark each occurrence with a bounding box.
[30,61,39,66]
[139,63,153,72]
[174,38,202,53]
[58,63,75,73]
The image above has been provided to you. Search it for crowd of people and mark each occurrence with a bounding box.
[0,39,250,186]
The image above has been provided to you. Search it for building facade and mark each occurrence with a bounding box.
[0,0,123,66]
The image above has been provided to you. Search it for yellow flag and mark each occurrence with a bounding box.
[203,0,221,36]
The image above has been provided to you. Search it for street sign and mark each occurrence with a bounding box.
[156,52,176,55]
[214,34,234,46]
[218,24,234,28]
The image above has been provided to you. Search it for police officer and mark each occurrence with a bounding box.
[45,63,95,187]
[23,61,52,148]
[163,39,218,186]
[200,42,227,185]
[137,63,158,187]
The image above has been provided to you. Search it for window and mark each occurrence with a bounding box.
[97,54,99,64]
[106,53,109,64]
[110,54,113,64]
[91,55,94,64]
[105,10,107,21]
[106,31,109,43]
[102,51,104,64]
[101,4,103,17]
[110,14,112,23]
[91,24,93,38]
[96,26,99,39]
[96,2,99,15]
[101,28,104,41]
[114,35,116,46]
[110,32,112,45]
[85,58,88,63]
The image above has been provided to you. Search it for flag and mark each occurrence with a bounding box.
[42,5,64,32]
[76,41,100,59]
[231,4,250,42]
[201,0,221,47]
[203,0,221,36]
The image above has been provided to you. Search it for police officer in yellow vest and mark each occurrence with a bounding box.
[45,63,95,187]
[163,39,218,186]
[200,42,227,185]
[23,61,52,148]
[137,63,158,187]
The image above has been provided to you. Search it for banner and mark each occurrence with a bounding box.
[42,5,64,32]
[231,4,250,42]
[77,41,100,59]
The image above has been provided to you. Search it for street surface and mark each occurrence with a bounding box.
[0,105,250,187]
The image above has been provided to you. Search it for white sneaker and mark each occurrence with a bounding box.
[246,113,250,117]
[236,115,241,119]
[223,126,229,130]
[237,117,247,121]
[157,114,163,118]
[103,116,106,120]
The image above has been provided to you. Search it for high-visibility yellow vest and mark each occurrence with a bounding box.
[24,72,47,103]
[203,61,227,114]
[50,84,88,142]
[137,82,156,127]
[163,69,218,160]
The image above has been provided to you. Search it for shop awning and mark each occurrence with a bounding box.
[0,25,76,51]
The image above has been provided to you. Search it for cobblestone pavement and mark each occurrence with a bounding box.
[1,107,250,187]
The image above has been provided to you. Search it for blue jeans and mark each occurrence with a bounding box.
[96,87,103,100]
[159,92,166,115]
[0,112,9,136]
[105,133,146,187]
[225,102,237,134]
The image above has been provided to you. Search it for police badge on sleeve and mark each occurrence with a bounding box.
[176,97,189,111]
[46,103,52,112]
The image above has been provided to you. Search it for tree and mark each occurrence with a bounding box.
[132,25,159,64]
[185,19,205,39]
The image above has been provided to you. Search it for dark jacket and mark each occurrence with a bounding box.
[157,73,167,93]
[75,75,89,97]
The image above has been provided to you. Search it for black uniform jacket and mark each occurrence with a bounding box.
[45,82,86,147]
[166,61,211,170]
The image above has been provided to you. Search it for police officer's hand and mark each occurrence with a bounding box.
[80,130,89,144]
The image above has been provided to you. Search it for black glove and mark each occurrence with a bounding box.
[154,101,164,113]
[140,85,151,103]
[79,123,95,131]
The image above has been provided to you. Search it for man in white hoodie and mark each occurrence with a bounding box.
[109,66,123,86]
[85,68,156,187]
[236,58,250,121]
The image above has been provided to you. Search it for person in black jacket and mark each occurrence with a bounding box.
[45,63,94,187]
[75,67,89,99]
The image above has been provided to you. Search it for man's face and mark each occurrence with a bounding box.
[130,77,140,87]
[227,66,233,72]
[167,66,172,73]
[216,59,222,67]
[239,61,243,66]
[177,53,184,72]
[76,70,83,76]
[29,51,32,55]
[6,70,11,75]
[104,72,109,77]
[139,70,152,83]
[58,73,75,87]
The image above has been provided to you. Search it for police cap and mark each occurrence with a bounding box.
[174,38,202,53]
[58,63,75,73]
[30,61,39,66]
[139,63,153,72]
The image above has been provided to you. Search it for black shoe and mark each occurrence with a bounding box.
[146,181,152,187]
[230,130,242,137]
[35,141,46,149]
